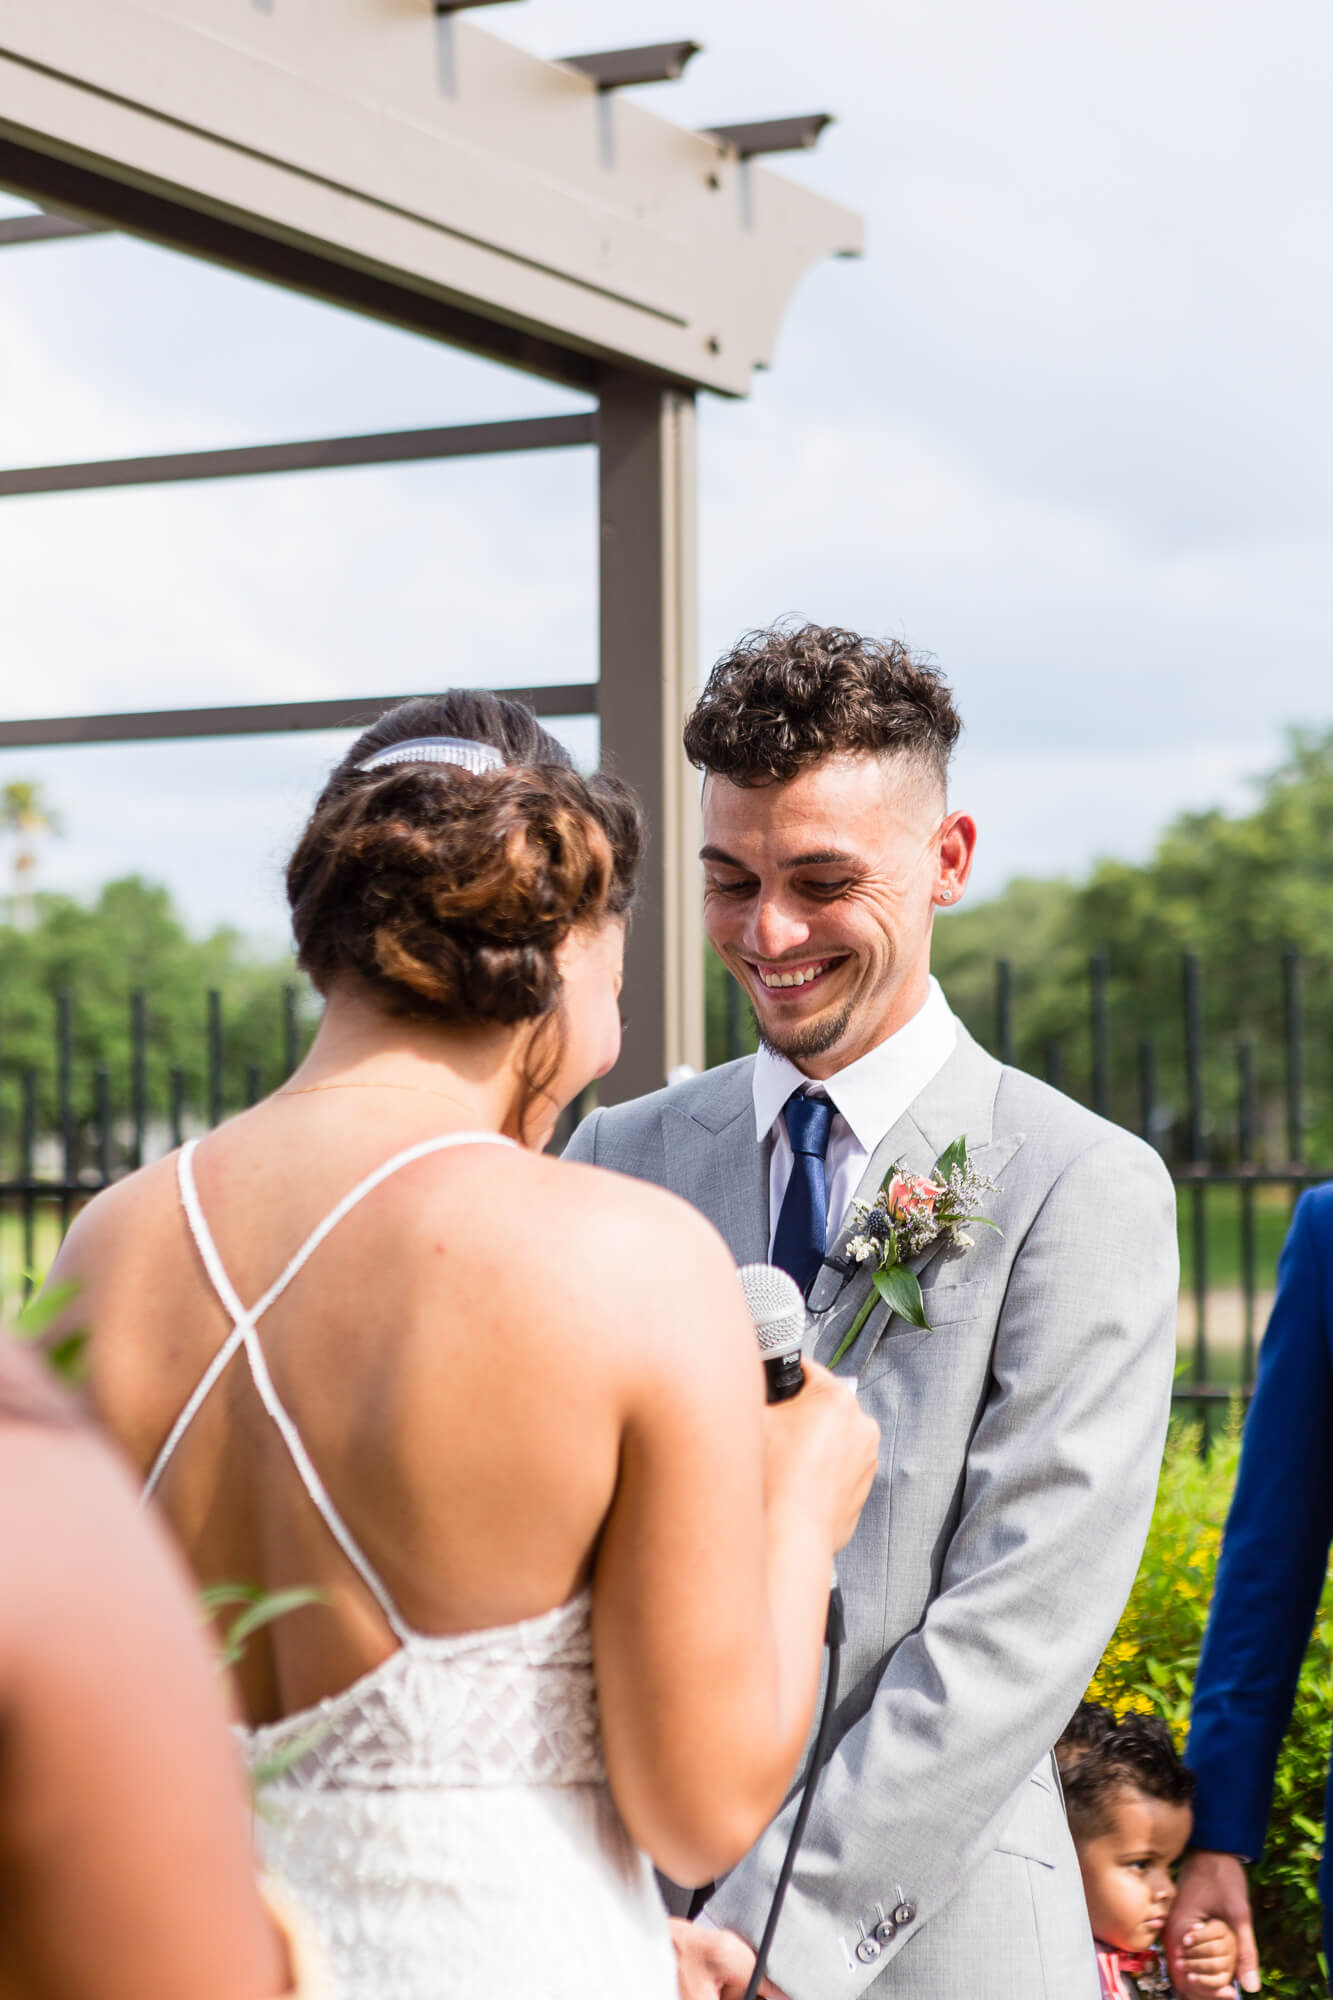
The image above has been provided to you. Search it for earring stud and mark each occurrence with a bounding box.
[939,890,954,903]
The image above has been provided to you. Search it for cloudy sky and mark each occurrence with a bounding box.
[1,0,1329,948]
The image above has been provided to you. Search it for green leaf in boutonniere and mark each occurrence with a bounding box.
[873,1264,930,1330]
[830,1261,931,1367]
[934,1134,969,1183]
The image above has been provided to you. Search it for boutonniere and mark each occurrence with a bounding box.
[828,1136,1001,1367]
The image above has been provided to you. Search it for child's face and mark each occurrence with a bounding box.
[1076,1786,1193,1954]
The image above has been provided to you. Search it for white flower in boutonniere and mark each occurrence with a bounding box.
[828,1136,1002,1367]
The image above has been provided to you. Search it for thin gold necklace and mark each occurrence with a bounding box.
[278,1081,480,1112]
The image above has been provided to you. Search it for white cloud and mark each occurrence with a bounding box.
[952,738,1269,905]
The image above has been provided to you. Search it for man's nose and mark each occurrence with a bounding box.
[745,894,810,962]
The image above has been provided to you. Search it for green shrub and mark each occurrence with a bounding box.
[1088,1412,1332,1997]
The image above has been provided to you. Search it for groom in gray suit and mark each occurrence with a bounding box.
[566,623,1178,1999]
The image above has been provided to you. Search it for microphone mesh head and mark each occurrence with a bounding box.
[737,1262,806,1359]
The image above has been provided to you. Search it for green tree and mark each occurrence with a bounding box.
[932,728,1333,1164]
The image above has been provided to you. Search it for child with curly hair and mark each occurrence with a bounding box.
[1057,1703,1239,1998]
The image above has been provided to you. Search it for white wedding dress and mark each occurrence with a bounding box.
[144,1134,679,2000]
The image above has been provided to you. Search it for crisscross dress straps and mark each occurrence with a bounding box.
[143,1131,515,1646]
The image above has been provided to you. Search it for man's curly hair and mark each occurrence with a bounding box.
[1056,1702,1196,1841]
[682,622,961,789]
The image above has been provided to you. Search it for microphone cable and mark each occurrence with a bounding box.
[741,1581,846,2000]
[729,1262,852,2000]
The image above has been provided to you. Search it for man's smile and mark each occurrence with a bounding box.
[746,954,850,993]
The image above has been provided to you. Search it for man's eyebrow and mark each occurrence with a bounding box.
[698,845,859,870]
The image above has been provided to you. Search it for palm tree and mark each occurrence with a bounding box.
[1,781,62,929]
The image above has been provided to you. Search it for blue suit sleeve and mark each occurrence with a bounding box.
[1186,1186,1333,1860]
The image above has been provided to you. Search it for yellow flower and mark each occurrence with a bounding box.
[1113,1640,1138,1662]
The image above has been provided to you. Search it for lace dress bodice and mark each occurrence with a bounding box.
[145,1135,677,2000]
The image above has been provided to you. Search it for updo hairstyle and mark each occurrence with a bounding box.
[286,692,642,1118]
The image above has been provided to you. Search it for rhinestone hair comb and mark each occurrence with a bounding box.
[355,735,506,777]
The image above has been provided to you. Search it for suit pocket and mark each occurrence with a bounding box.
[854,1280,982,1387]
[992,1773,1061,1870]
[916,1277,983,1327]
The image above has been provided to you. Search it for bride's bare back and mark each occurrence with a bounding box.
[62,1091,740,1728]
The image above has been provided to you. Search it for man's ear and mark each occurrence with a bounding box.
[936,811,977,903]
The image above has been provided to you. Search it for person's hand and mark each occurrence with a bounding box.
[1174,1916,1239,1995]
[1166,1852,1260,1996]
[763,1360,880,1550]
[668,1919,788,1999]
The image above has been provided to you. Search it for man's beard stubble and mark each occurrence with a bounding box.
[757,993,857,1064]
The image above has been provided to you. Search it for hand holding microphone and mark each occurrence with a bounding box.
[739,1263,879,1554]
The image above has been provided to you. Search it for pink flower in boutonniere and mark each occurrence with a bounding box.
[829,1136,1002,1368]
[885,1173,940,1225]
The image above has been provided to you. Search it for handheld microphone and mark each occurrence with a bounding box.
[737,1263,807,1403]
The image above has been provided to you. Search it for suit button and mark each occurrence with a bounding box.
[874,1920,897,1944]
[893,1902,916,1927]
[855,1936,882,1964]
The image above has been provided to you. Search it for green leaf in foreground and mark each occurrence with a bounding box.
[13,1278,81,1342]
[251,1719,333,1800]
[44,1332,89,1382]
[934,1134,968,1183]
[198,1581,267,1618]
[202,1581,329,1669]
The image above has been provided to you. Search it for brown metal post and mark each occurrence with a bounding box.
[596,374,704,1105]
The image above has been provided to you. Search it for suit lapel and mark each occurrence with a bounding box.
[662,1064,769,1268]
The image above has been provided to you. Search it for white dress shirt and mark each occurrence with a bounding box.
[753,976,958,1257]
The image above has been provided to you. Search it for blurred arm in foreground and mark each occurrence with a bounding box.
[0,1336,303,2000]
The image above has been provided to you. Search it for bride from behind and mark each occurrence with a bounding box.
[49,692,878,2000]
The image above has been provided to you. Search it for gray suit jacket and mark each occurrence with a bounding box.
[565,1025,1178,1998]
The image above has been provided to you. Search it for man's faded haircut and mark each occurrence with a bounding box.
[682,621,962,791]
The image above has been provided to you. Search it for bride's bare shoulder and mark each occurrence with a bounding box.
[50,1152,183,1272]
[515,1146,727,1259]
[415,1141,737,1305]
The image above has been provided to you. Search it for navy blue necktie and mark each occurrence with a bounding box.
[771,1091,835,1298]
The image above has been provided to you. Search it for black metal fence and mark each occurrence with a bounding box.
[5,954,1327,1410]
[0,984,305,1314]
